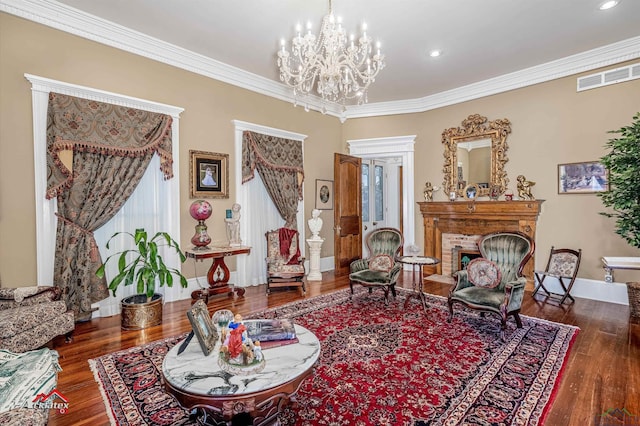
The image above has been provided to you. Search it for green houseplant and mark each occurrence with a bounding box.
[96,228,188,329]
[599,112,640,322]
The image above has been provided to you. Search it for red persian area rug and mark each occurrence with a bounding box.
[89,288,578,425]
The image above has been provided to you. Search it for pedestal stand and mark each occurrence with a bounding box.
[306,238,324,281]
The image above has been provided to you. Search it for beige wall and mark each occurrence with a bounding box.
[342,64,640,281]
[2,12,639,288]
[0,13,340,287]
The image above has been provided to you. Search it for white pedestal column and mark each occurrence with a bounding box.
[306,238,324,281]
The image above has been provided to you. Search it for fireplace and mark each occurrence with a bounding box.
[418,200,544,290]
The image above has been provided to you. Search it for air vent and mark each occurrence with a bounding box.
[577,62,640,92]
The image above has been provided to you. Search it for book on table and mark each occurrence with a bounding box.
[244,319,296,342]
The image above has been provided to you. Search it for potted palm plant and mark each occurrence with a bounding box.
[96,228,188,330]
[599,112,640,323]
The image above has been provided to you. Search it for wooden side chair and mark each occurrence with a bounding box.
[532,247,582,305]
[265,228,306,294]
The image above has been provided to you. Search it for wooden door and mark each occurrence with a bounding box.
[334,153,362,276]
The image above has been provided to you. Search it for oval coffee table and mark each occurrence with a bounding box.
[162,323,320,425]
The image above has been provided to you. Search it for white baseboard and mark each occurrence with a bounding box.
[536,277,629,305]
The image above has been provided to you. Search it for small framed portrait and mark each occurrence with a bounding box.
[464,183,479,200]
[558,161,608,194]
[315,179,334,210]
[189,150,229,199]
[186,300,218,356]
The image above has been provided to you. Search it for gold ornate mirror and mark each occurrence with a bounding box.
[442,114,511,198]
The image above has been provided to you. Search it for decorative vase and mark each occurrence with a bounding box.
[121,293,163,330]
[189,200,212,249]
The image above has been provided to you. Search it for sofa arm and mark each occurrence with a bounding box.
[0,287,61,311]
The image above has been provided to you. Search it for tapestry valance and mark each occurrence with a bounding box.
[241,131,304,199]
[45,92,174,199]
[242,131,304,228]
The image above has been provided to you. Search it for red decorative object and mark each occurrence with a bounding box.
[189,200,212,249]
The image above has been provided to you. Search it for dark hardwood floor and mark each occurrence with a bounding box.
[48,272,639,426]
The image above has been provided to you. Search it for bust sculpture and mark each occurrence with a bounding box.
[308,209,323,240]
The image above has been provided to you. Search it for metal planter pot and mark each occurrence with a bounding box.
[121,293,163,330]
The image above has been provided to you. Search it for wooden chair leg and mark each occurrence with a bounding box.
[447,299,454,323]
[513,312,523,328]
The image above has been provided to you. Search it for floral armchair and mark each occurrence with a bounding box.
[0,286,74,353]
[265,228,306,294]
[448,232,534,338]
[349,227,404,303]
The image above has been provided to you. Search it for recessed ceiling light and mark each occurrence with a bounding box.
[429,50,441,58]
[599,0,620,10]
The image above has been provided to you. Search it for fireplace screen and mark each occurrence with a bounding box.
[452,246,482,273]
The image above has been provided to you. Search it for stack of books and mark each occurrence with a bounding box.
[244,319,298,349]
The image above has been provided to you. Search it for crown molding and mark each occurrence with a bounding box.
[3,0,639,121]
[343,35,640,119]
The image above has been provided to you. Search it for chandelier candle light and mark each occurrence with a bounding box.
[277,0,385,108]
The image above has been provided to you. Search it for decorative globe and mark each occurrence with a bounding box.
[189,200,212,221]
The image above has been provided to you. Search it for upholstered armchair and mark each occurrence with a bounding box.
[265,228,306,294]
[0,286,74,352]
[448,232,534,338]
[349,227,404,303]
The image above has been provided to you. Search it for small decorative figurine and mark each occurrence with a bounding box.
[308,209,323,240]
[423,182,434,202]
[219,313,265,373]
[516,175,536,200]
[225,203,242,246]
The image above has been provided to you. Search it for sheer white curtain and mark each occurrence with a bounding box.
[238,172,286,286]
[93,155,183,317]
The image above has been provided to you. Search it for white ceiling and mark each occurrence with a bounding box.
[5,0,640,116]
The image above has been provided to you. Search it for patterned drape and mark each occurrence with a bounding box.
[242,131,304,228]
[46,93,173,321]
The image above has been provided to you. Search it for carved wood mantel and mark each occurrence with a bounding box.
[418,200,544,290]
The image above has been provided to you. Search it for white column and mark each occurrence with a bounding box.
[306,239,324,281]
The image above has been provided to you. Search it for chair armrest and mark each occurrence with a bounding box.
[451,270,474,292]
[350,258,369,273]
[505,278,526,312]
[388,263,402,282]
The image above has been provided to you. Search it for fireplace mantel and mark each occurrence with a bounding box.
[418,200,544,289]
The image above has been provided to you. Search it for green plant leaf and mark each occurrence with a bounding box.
[599,112,640,249]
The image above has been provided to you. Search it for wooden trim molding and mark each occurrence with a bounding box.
[418,200,544,290]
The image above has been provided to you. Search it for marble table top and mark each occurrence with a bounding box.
[162,324,320,397]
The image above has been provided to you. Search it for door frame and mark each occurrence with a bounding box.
[347,135,416,254]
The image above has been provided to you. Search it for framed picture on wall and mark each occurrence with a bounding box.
[558,161,608,194]
[315,179,334,210]
[189,150,229,199]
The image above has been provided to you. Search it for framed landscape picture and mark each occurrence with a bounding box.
[315,179,334,210]
[558,161,608,194]
[190,150,229,199]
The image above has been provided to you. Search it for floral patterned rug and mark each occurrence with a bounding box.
[89,288,578,425]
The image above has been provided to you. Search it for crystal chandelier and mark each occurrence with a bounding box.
[277,0,385,107]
